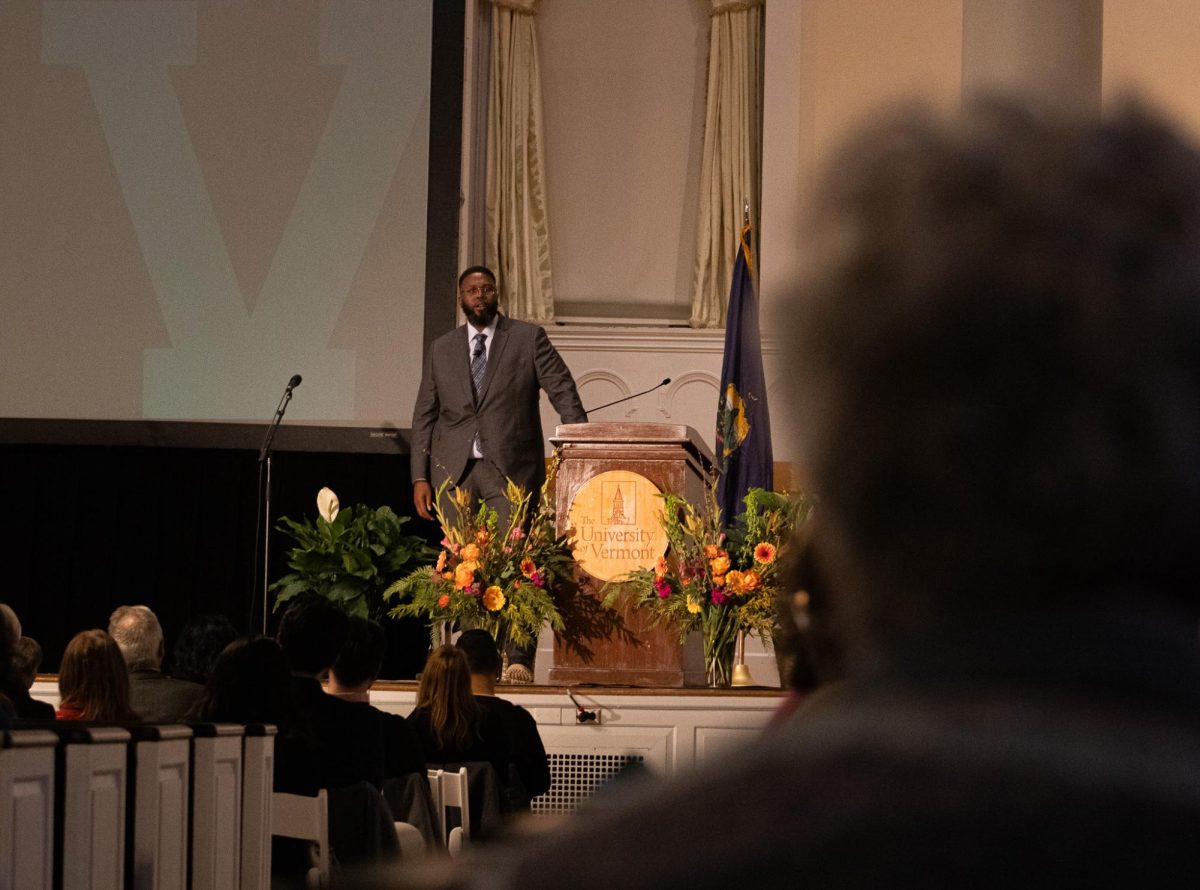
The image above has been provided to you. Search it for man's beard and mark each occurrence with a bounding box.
[462,303,498,327]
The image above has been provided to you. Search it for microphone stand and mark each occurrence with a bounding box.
[256,377,300,635]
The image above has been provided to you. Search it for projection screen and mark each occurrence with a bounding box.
[0,0,461,439]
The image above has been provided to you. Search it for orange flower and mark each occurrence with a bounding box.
[454,562,476,590]
[482,585,505,611]
[753,542,776,565]
[437,594,450,608]
[709,555,731,576]
[435,551,447,572]
[725,570,746,594]
[704,544,721,559]
[441,571,454,581]
[713,574,726,587]
[475,529,491,545]
[742,569,761,591]
[460,543,481,562]
[520,557,538,579]
[654,555,669,579]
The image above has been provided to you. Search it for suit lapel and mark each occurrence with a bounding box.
[457,325,475,405]
[476,315,509,404]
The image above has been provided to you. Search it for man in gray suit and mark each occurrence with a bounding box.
[109,605,202,722]
[411,265,587,528]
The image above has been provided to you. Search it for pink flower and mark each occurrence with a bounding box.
[654,578,672,599]
[467,584,481,597]
[503,546,513,555]
[529,572,544,588]
[509,527,526,541]
[711,589,727,605]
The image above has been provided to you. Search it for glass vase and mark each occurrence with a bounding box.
[704,634,736,688]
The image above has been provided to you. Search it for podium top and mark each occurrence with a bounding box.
[552,422,714,464]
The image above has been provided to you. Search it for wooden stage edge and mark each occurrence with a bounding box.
[32,675,786,698]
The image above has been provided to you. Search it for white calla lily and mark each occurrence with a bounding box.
[316,487,340,523]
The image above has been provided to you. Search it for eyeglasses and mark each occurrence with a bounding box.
[460,284,497,297]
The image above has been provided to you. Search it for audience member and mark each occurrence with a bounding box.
[169,612,240,685]
[277,592,388,789]
[0,603,16,724]
[6,636,55,720]
[57,629,139,722]
[109,605,202,722]
[415,97,1200,889]
[188,635,320,886]
[409,645,509,784]
[456,630,550,809]
[328,616,426,777]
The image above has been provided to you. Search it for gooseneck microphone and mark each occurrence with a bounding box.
[586,378,671,414]
[254,373,302,635]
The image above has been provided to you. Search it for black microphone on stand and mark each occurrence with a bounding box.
[586,378,671,414]
[253,374,302,634]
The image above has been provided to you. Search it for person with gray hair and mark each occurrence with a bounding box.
[108,605,202,723]
[0,603,19,724]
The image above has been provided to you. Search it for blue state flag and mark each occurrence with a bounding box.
[716,223,773,522]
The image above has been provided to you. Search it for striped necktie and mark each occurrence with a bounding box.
[471,332,487,402]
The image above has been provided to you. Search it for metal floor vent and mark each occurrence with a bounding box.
[532,752,646,816]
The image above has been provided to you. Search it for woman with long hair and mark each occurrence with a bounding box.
[410,645,509,779]
[57,629,139,722]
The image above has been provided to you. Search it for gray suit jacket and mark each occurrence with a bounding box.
[410,315,586,495]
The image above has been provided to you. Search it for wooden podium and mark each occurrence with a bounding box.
[548,422,713,687]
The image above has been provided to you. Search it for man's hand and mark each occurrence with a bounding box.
[413,480,434,521]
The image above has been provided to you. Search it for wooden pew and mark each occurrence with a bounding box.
[0,728,57,890]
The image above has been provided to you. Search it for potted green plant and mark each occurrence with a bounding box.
[271,487,436,620]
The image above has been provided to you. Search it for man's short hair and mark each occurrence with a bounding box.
[108,604,164,671]
[456,628,502,678]
[11,637,42,689]
[169,612,239,684]
[331,616,386,689]
[276,592,349,676]
[458,265,496,288]
[790,96,1200,654]
[0,603,20,647]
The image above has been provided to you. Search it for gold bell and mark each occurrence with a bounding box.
[730,661,755,687]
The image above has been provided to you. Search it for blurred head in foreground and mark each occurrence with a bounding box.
[790,96,1200,661]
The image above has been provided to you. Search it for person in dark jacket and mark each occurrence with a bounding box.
[456,629,550,809]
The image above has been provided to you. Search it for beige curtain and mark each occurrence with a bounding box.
[689,0,764,328]
[486,0,555,323]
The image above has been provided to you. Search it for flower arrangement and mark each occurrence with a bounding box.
[271,487,436,619]
[383,475,570,651]
[604,485,810,686]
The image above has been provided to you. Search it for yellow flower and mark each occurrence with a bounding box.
[742,570,761,591]
[685,595,702,614]
[460,543,481,562]
[483,585,505,611]
[441,571,454,581]
[710,555,731,576]
[453,563,476,590]
[453,486,472,509]
[754,542,777,565]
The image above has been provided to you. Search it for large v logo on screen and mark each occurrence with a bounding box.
[43,1,430,420]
